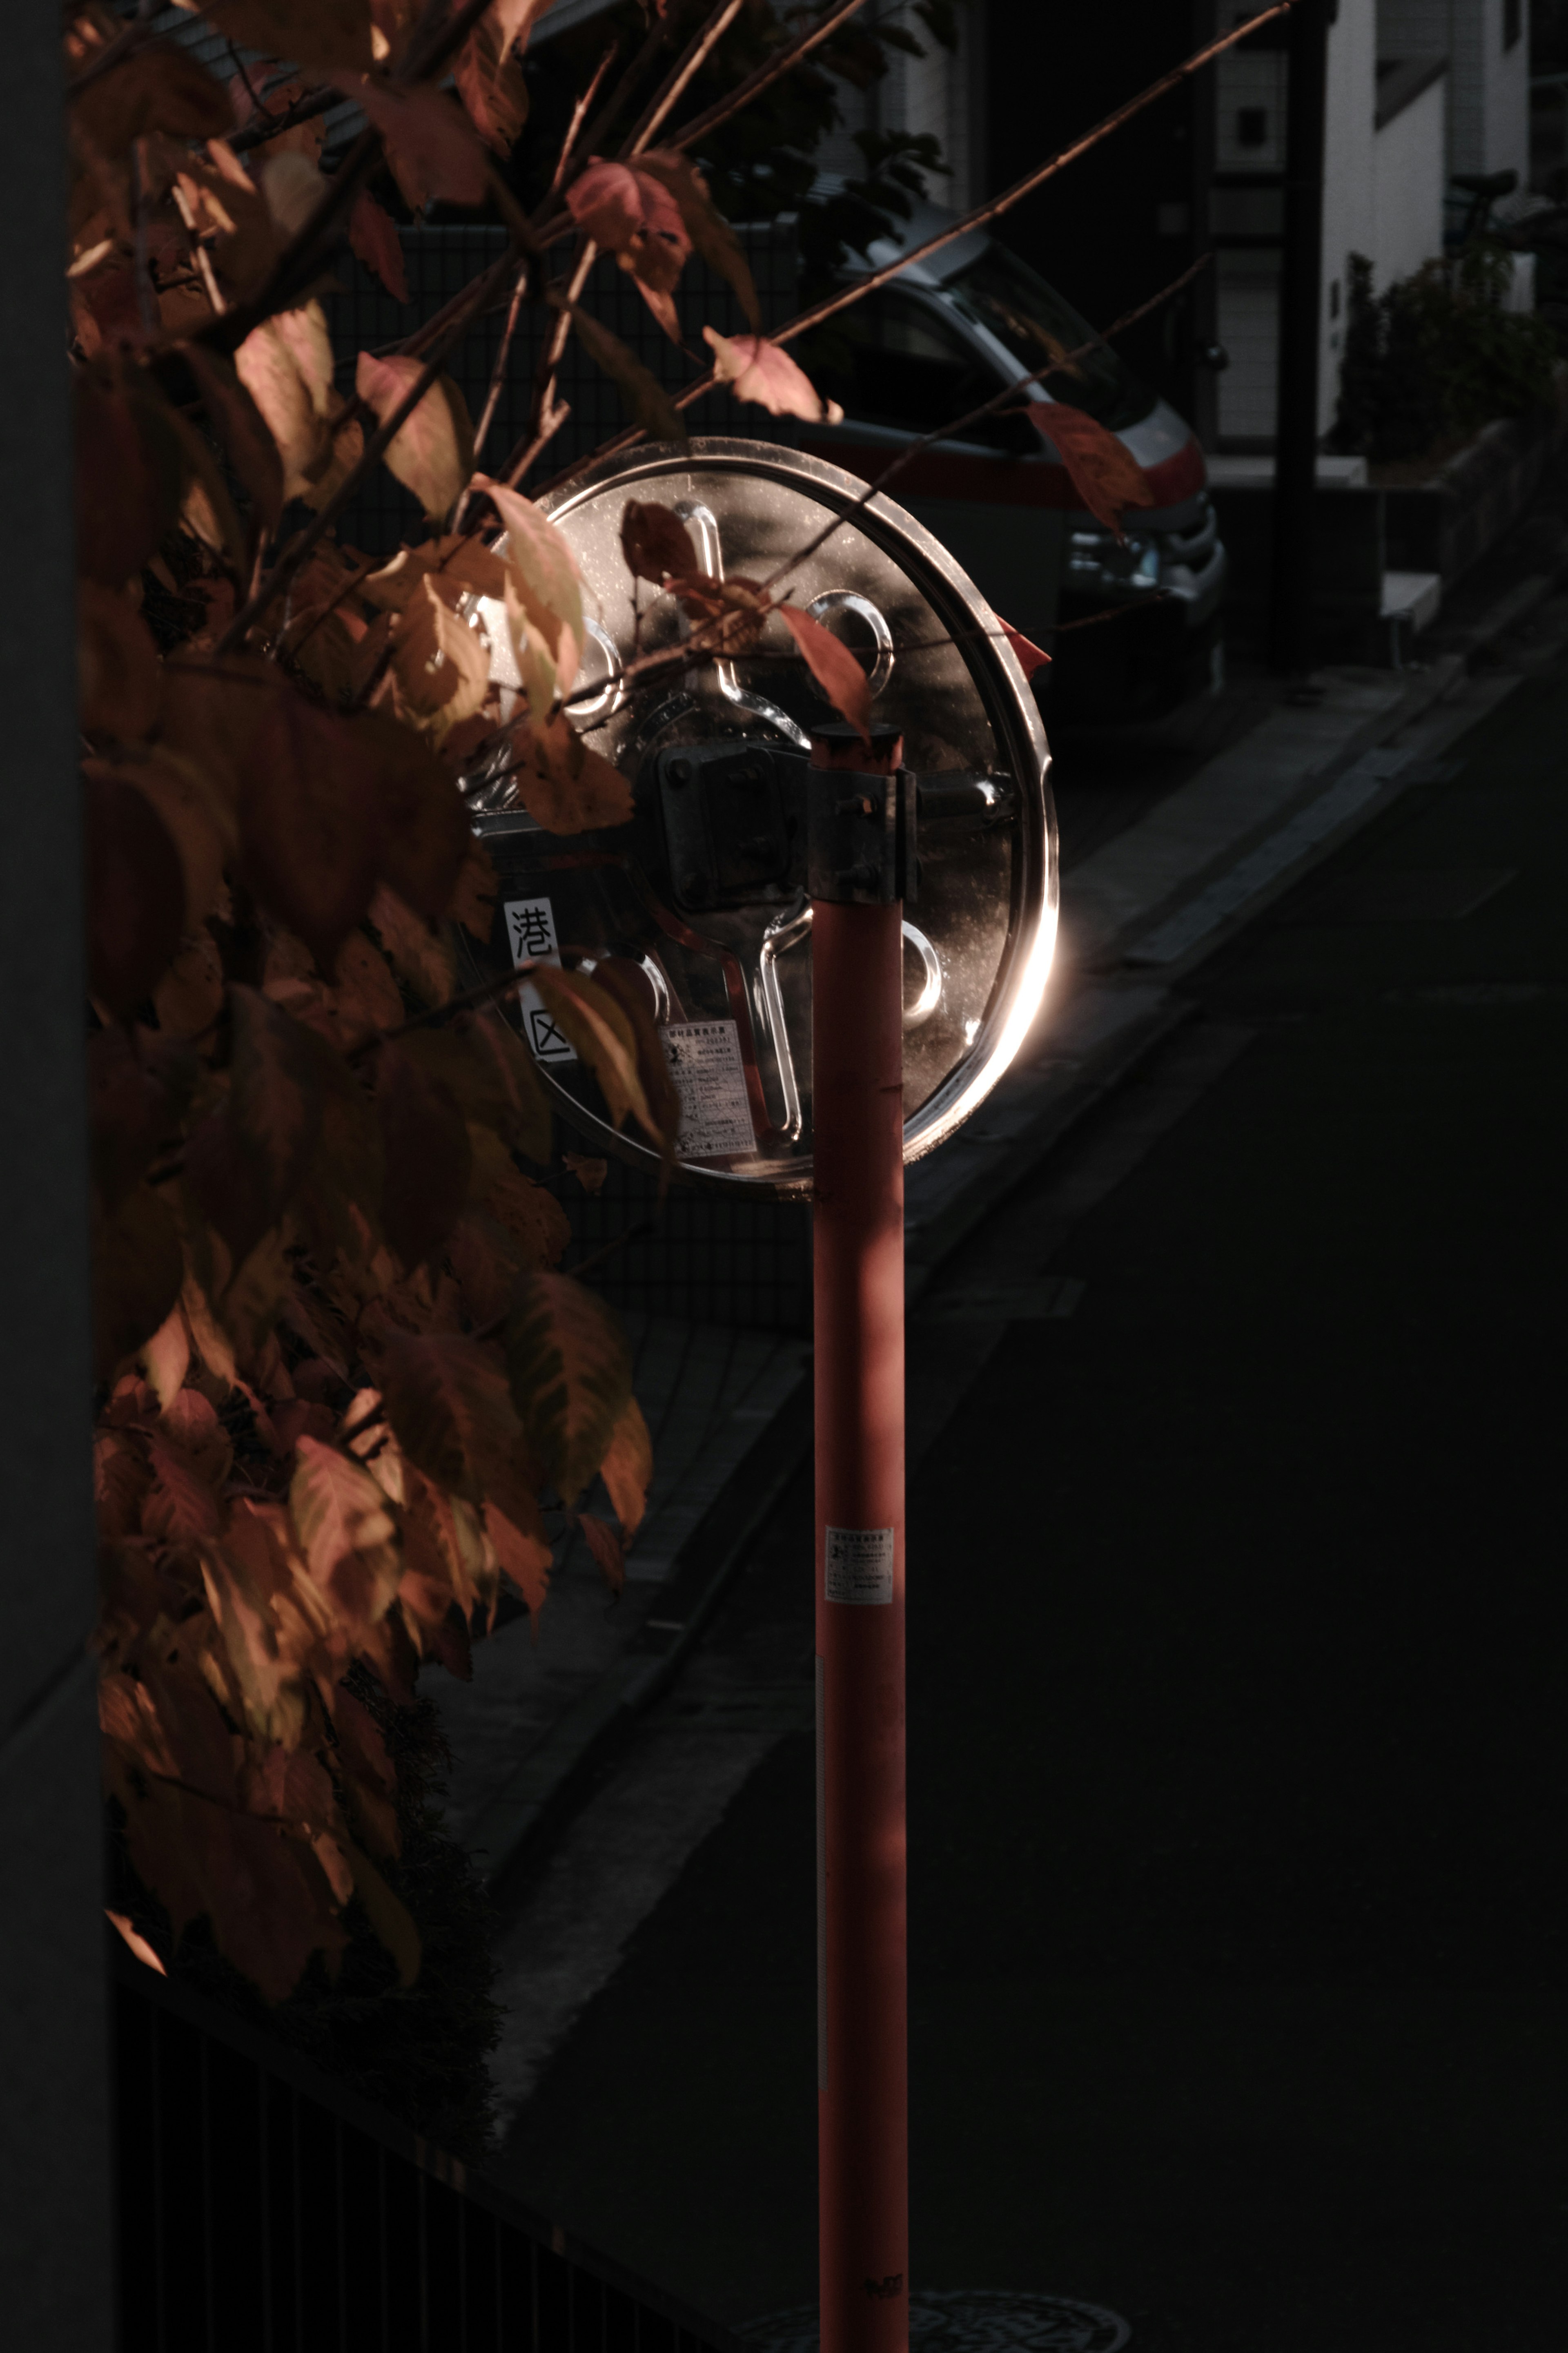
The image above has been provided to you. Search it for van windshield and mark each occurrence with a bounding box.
[942,245,1157,433]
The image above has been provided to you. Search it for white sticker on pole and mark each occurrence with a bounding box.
[503,897,577,1065]
[662,1019,755,1159]
[824,1527,895,1606]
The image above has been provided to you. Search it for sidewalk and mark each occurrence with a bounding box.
[426,564,1568,1906]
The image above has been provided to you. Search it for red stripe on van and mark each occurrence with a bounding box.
[797,433,1207,515]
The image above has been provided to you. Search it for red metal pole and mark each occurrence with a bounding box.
[811,728,908,2353]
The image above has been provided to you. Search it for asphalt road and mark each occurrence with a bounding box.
[490,663,1568,2350]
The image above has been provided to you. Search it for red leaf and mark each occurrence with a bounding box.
[186,986,324,1265]
[75,378,184,587]
[339,77,488,210]
[1026,401,1155,539]
[702,329,842,423]
[997,616,1051,678]
[779,604,871,742]
[620,499,698,585]
[85,769,185,1016]
[235,683,385,970]
[355,352,474,522]
[348,189,409,302]
[374,1044,472,1269]
[566,156,688,261]
[177,342,286,540]
[350,710,470,919]
[79,582,162,741]
[576,1510,624,1595]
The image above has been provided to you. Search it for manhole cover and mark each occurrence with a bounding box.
[740,2290,1130,2353]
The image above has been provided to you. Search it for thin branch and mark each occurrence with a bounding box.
[469,264,531,471]
[671,0,873,152]
[348,962,540,1060]
[625,0,746,156]
[575,0,702,169]
[229,85,340,157]
[550,42,621,199]
[500,240,598,490]
[566,1219,655,1280]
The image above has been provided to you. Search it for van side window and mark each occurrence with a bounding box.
[803,291,1037,456]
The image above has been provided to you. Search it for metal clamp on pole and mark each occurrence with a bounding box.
[807,723,918,907]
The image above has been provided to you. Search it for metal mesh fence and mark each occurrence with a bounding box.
[327,223,802,559]
[558,1153,812,1335]
[114,1955,740,2353]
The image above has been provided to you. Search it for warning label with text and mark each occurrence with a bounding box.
[662,1019,756,1160]
[824,1526,895,1606]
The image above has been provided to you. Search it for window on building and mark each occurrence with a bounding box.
[1504,0,1522,50]
[1237,106,1269,147]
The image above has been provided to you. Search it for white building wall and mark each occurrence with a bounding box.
[1376,0,1529,178]
[1321,0,1380,419]
[1374,73,1449,281]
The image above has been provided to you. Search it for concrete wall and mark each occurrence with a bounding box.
[1377,0,1530,178]
[0,11,115,2348]
[1374,70,1450,282]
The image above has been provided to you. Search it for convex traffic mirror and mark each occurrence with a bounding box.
[459,437,1058,1195]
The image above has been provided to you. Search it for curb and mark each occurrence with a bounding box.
[470,549,1564,1898]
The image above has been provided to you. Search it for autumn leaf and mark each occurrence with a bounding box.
[398,1011,551,1160]
[375,1043,472,1268]
[356,352,475,522]
[348,189,409,302]
[566,156,687,266]
[472,474,584,686]
[339,77,488,212]
[235,307,335,500]
[93,1184,184,1379]
[87,1014,190,1205]
[359,888,441,1004]
[553,305,682,448]
[290,1436,402,1633]
[484,1160,570,1262]
[483,1501,551,1613]
[186,985,324,1263]
[620,499,698,586]
[703,328,844,423]
[527,964,664,1142]
[598,1394,653,1541]
[85,768,185,1017]
[509,714,635,834]
[454,5,531,152]
[583,957,682,1148]
[75,43,231,150]
[449,837,498,942]
[505,1270,632,1503]
[667,570,770,655]
[779,604,871,741]
[1026,401,1155,538]
[76,376,185,587]
[997,616,1051,678]
[78,583,162,741]
[176,0,379,74]
[343,1839,421,1987]
[636,149,760,330]
[176,342,286,540]
[576,1510,624,1593]
[563,1153,607,1195]
[384,575,490,737]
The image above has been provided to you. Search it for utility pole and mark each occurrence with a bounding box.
[1269,0,1333,675]
[811,723,912,2353]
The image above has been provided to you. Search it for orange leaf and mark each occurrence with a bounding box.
[339,77,488,210]
[375,1044,472,1269]
[185,0,378,74]
[779,604,871,741]
[576,1510,624,1594]
[78,582,162,741]
[703,328,842,423]
[107,1911,167,1976]
[1026,401,1155,539]
[996,617,1051,678]
[348,188,409,301]
[619,499,697,586]
[599,1394,653,1543]
[85,768,185,1016]
[483,1500,552,1613]
[356,352,475,522]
